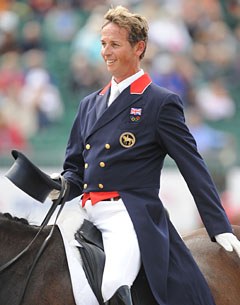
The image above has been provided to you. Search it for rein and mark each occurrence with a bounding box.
[0,177,69,304]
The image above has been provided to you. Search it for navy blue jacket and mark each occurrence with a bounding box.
[62,74,232,305]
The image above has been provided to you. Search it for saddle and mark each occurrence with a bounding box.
[75,219,158,305]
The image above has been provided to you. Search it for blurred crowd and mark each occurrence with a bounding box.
[0,0,240,225]
[0,0,239,166]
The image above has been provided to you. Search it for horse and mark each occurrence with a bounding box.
[0,212,240,305]
[183,225,240,305]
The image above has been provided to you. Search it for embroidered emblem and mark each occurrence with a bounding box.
[119,132,136,148]
[130,108,142,115]
[130,115,141,122]
[130,108,142,122]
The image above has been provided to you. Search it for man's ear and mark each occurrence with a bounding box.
[135,40,146,58]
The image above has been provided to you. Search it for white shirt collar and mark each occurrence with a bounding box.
[111,69,144,93]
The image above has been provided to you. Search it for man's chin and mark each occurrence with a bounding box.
[107,66,115,74]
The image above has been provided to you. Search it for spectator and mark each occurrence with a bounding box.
[28,0,55,21]
[186,107,236,161]
[71,5,105,63]
[19,67,64,131]
[0,111,27,155]
[0,51,24,95]
[0,51,37,138]
[0,9,19,54]
[21,48,46,70]
[195,78,236,121]
[148,8,192,53]
[150,53,198,105]
[19,20,46,53]
[43,2,80,43]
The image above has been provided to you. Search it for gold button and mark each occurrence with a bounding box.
[99,162,105,168]
[105,144,111,149]
[83,183,88,189]
[84,163,88,169]
[86,144,91,150]
[98,184,104,189]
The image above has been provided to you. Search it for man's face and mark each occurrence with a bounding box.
[101,22,143,83]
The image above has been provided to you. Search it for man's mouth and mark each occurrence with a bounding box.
[106,59,115,65]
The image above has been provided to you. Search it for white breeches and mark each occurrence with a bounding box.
[83,199,141,302]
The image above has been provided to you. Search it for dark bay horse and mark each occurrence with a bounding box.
[0,212,240,305]
[0,213,76,305]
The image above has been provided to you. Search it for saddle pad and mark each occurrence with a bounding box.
[58,224,99,305]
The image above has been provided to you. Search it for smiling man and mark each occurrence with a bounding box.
[51,5,240,305]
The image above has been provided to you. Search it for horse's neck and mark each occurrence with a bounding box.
[0,215,44,258]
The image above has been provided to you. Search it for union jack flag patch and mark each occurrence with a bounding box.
[130,108,142,116]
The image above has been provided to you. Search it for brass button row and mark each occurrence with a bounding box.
[83,183,104,189]
[83,142,109,190]
[85,143,111,150]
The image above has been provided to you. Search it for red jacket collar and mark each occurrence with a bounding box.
[99,73,152,95]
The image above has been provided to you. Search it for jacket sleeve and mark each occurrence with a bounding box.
[156,93,232,239]
[62,103,85,201]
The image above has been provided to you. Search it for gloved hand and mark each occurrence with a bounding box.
[48,173,67,201]
[215,232,240,258]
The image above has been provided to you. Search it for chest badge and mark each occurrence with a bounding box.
[119,132,136,148]
[130,107,142,122]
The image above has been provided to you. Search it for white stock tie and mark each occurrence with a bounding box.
[108,84,120,107]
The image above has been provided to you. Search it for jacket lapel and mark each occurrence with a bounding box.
[95,89,109,120]
[86,73,152,140]
[83,85,110,135]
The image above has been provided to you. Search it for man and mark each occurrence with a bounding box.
[51,5,240,305]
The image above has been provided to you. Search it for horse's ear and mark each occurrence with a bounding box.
[5,150,61,203]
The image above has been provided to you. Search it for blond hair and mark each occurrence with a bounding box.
[102,6,148,59]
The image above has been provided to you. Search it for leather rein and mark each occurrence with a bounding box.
[0,177,69,304]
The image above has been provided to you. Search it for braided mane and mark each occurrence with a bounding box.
[0,212,29,225]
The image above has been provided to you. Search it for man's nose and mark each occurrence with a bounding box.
[102,44,112,56]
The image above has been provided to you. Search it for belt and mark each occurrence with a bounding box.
[82,191,120,207]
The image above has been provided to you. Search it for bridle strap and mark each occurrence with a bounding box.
[0,177,70,304]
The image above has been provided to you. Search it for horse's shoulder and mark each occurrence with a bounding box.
[183,225,240,259]
[183,227,207,238]
[183,227,208,245]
